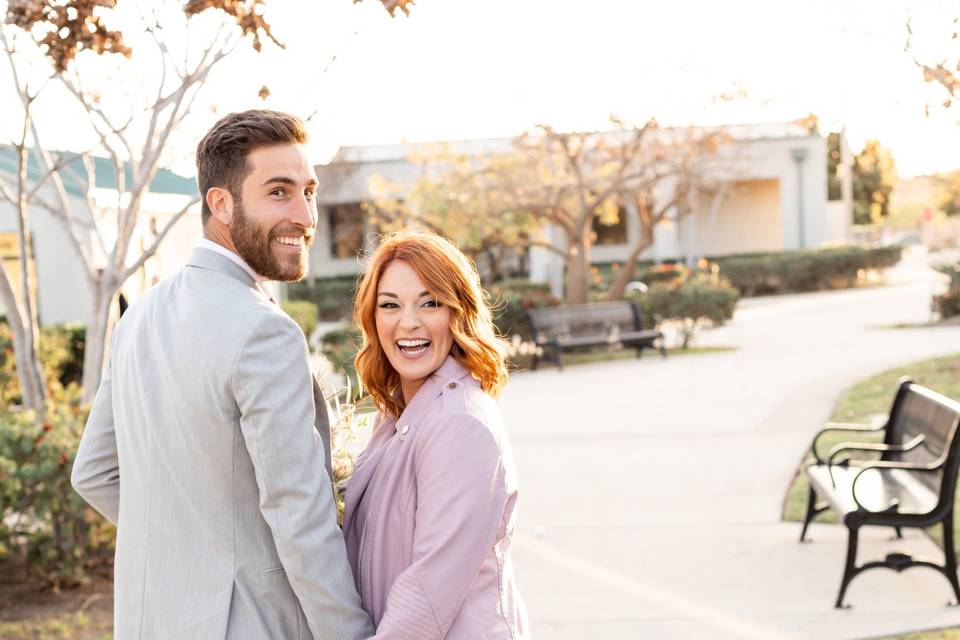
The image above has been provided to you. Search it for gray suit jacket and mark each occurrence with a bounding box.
[72,248,373,639]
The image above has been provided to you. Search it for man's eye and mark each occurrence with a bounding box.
[305,190,316,200]
[271,188,285,197]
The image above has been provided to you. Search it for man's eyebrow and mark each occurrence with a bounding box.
[261,176,320,187]
[262,176,294,186]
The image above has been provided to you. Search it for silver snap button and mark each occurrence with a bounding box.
[400,424,410,435]
[447,382,457,389]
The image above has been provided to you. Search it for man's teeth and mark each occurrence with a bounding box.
[275,236,305,246]
[397,339,430,348]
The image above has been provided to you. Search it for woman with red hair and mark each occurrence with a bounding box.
[343,230,529,639]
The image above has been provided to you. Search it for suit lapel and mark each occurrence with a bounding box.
[312,376,333,479]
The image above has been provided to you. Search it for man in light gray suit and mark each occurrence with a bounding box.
[72,110,373,639]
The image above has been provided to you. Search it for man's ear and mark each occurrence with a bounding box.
[206,187,234,226]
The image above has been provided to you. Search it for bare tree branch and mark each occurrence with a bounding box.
[120,195,199,282]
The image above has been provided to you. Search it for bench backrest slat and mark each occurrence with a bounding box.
[527,301,642,339]
[885,380,960,501]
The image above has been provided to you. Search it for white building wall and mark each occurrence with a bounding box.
[0,188,94,325]
[0,183,201,326]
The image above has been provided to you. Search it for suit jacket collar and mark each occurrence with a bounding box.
[187,247,257,289]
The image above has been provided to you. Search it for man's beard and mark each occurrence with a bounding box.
[229,201,314,282]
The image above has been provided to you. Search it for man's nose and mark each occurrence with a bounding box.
[289,196,316,229]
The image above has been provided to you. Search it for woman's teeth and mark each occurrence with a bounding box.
[397,339,430,353]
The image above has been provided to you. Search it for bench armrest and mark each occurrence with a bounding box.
[850,458,946,513]
[810,421,887,465]
[827,434,925,468]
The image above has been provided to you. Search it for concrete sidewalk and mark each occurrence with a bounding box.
[503,248,960,639]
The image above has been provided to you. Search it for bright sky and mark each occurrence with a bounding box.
[2,0,959,178]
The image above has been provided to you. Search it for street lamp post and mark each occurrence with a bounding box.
[791,147,809,250]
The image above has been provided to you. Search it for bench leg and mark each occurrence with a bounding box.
[531,352,540,370]
[942,515,960,605]
[836,526,859,608]
[635,347,644,359]
[893,526,903,540]
[554,348,563,371]
[800,486,822,542]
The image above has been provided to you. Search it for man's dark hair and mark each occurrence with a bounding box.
[196,110,308,225]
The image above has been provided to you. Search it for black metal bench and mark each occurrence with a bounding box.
[525,301,665,370]
[799,378,960,608]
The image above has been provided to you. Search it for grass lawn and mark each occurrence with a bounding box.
[881,629,960,639]
[782,352,960,547]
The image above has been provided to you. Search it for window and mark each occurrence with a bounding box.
[328,202,366,259]
[592,206,628,245]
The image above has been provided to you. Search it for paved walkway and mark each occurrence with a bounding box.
[502,247,960,639]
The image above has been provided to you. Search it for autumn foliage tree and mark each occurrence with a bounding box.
[369,120,725,303]
[851,140,897,226]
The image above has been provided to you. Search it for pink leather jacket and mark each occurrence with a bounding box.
[344,356,529,639]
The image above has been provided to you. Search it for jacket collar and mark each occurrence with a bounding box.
[396,354,471,425]
[187,247,257,288]
[342,355,472,531]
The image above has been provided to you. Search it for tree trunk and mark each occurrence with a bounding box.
[564,225,592,304]
[81,280,118,403]
[4,304,45,409]
[607,195,658,300]
[607,237,654,300]
[1,137,48,410]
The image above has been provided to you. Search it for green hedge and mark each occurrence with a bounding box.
[712,246,903,296]
[593,246,902,298]
[287,275,359,322]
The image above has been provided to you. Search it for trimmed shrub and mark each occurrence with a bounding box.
[287,275,358,321]
[933,263,960,319]
[282,300,319,339]
[632,272,740,348]
[0,389,115,587]
[712,246,903,296]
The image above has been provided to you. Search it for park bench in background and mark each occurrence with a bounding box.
[799,379,960,608]
[525,301,665,371]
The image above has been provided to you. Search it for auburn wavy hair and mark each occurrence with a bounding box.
[354,230,509,419]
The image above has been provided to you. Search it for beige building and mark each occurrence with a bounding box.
[312,123,853,295]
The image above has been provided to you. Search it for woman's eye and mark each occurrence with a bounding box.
[422,299,440,308]
[378,302,398,309]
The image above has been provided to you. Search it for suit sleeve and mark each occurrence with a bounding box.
[71,348,120,524]
[233,312,373,640]
[374,413,509,639]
